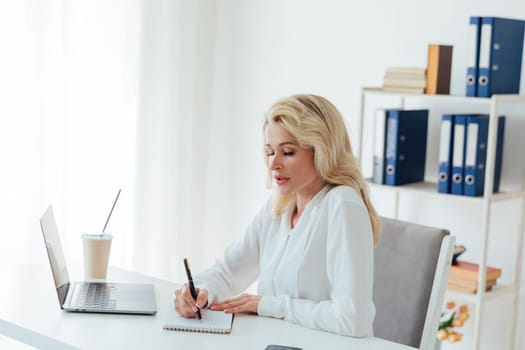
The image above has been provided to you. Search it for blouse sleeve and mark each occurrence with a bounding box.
[257,198,376,337]
[194,200,270,305]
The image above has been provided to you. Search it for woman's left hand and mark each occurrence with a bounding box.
[210,293,262,314]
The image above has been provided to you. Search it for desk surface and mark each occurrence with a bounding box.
[0,265,415,350]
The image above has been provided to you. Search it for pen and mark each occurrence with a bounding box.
[183,257,202,319]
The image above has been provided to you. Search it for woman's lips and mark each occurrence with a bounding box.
[274,175,290,185]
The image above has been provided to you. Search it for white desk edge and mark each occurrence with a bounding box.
[0,265,416,350]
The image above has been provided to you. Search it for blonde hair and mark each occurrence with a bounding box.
[263,94,381,245]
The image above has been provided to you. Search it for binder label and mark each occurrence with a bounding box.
[372,109,387,184]
[467,23,478,67]
[439,120,452,163]
[453,124,465,168]
[465,123,479,167]
[385,117,398,176]
[479,24,492,70]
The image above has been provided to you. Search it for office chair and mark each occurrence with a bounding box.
[373,217,455,350]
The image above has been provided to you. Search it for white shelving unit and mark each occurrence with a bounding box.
[358,87,525,350]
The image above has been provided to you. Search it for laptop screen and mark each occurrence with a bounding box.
[40,205,70,307]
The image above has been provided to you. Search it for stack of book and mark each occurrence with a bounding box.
[382,67,426,94]
[448,260,502,294]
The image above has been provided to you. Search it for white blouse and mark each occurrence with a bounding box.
[195,185,375,337]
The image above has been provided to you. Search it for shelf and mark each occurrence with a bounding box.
[360,86,525,350]
[492,94,525,104]
[362,87,525,104]
[445,284,518,304]
[362,87,491,104]
[366,180,525,203]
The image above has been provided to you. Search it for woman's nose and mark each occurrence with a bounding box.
[269,155,281,170]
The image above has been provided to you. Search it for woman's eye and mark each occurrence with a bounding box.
[283,151,295,156]
[266,151,275,157]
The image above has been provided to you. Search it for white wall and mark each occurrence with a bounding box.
[205,1,525,349]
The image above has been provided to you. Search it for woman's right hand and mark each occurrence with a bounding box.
[174,283,209,318]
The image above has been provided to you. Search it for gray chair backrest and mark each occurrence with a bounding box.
[373,217,450,348]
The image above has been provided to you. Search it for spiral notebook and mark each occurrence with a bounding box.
[163,307,233,334]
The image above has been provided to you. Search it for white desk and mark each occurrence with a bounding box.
[0,265,415,350]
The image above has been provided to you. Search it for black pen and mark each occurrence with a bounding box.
[183,258,202,319]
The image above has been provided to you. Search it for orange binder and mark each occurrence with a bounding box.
[426,44,453,94]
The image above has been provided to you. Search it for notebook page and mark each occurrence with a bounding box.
[163,307,233,334]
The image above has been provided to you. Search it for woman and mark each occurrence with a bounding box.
[174,94,381,337]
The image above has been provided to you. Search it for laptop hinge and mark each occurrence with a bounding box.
[57,282,70,309]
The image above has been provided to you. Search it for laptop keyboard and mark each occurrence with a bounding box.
[73,283,117,309]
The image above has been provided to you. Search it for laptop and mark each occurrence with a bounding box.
[40,205,157,315]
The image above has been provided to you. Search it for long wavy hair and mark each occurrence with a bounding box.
[263,94,381,245]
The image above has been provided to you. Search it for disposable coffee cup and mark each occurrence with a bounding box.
[82,233,113,279]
